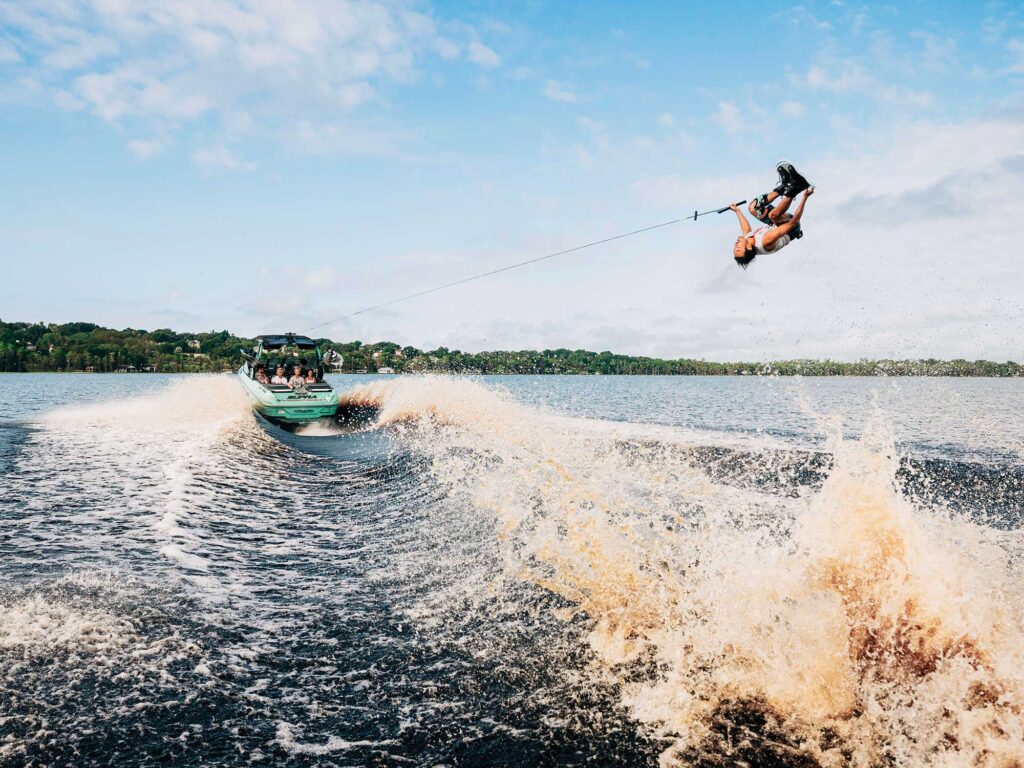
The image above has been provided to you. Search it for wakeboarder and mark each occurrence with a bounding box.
[731,162,814,268]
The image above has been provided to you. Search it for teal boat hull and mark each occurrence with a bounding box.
[237,366,339,425]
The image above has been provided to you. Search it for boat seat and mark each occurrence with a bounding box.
[266,384,292,392]
[306,383,332,391]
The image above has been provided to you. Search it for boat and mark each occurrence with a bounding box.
[237,333,340,427]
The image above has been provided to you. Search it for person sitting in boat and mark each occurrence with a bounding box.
[271,366,289,385]
[288,364,305,388]
[254,364,270,385]
[304,368,317,385]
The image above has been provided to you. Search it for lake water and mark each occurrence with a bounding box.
[1,373,1022,767]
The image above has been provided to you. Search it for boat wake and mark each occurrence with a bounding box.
[2,374,1022,766]
[345,376,1024,767]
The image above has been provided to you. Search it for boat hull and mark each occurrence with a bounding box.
[237,368,339,425]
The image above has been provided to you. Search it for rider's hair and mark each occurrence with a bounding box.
[734,252,756,269]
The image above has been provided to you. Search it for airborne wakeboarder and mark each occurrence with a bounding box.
[731,161,814,268]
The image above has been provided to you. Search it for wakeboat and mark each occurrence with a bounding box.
[237,333,339,426]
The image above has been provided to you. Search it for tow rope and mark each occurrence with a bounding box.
[306,200,746,332]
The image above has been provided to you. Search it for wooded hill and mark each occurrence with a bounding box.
[1,320,1020,376]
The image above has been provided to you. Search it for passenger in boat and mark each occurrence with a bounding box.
[288,364,305,388]
[304,368,317,385]
[254,365,270,385]
[271,366,289,385]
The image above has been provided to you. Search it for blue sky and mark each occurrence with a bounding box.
[2,0,1023,360]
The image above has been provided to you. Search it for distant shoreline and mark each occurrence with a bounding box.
[2,320,1021,377]
[2,370,1021,379]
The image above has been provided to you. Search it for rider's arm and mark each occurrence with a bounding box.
[764,188,812,246]
[730,205,751,235]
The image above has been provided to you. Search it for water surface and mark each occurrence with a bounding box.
[1,373,1022,767]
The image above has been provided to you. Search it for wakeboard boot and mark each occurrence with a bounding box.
[773,161,791,195]
[774,160,790,191]
[778,161,811,196]
[750,194,775,225]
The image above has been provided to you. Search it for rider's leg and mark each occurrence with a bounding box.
[749,190,783,222]
[769,194,794,224]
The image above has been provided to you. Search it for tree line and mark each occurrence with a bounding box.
[1,320,1020,377]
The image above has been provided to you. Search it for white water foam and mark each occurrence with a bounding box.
[274,721,400,756]
[346,376,1024,767]
[29,376,255,599]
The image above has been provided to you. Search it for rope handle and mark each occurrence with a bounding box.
[693,200,747,220]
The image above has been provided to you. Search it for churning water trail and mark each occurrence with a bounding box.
[1,374,1022,767]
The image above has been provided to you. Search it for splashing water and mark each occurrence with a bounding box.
[2,373,1022,766]
[346,376,1024,767]
[40,374,251,430]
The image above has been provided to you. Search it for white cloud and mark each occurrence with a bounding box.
[564,113,694,170]
[186,28,227,56]
[781,100,805,117]
[981,16,1008,44]
[0,0,498,163]
[805,64,856,91]
[543,79,580,103]
[770,6,832,32]
[287,119,408,156]
[573,144,595,168]
[433,37,460,60]
[191,145,254,171]
[73,70,211,123]
[910,31,957,71]
[577,116,609,149]
[41,32,117,71]
[802,63,932,108]
[0,39,22,63]
[482,19,513,36]
[713,101,742,134]
[466,41,500,68]
[128,137,166,158]
[1007,39,1024,74]
[658,112,674,127]
[51,88,86,111]
[336,81,375,108]
[302,267,337,289]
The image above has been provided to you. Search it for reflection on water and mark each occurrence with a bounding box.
[0,373,1021,766]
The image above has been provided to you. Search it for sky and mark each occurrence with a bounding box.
[1,0,1023,361]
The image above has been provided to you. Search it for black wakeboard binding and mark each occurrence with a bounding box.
[773,162,791,195]
[751,194,775,225]
[777,161,811,197]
